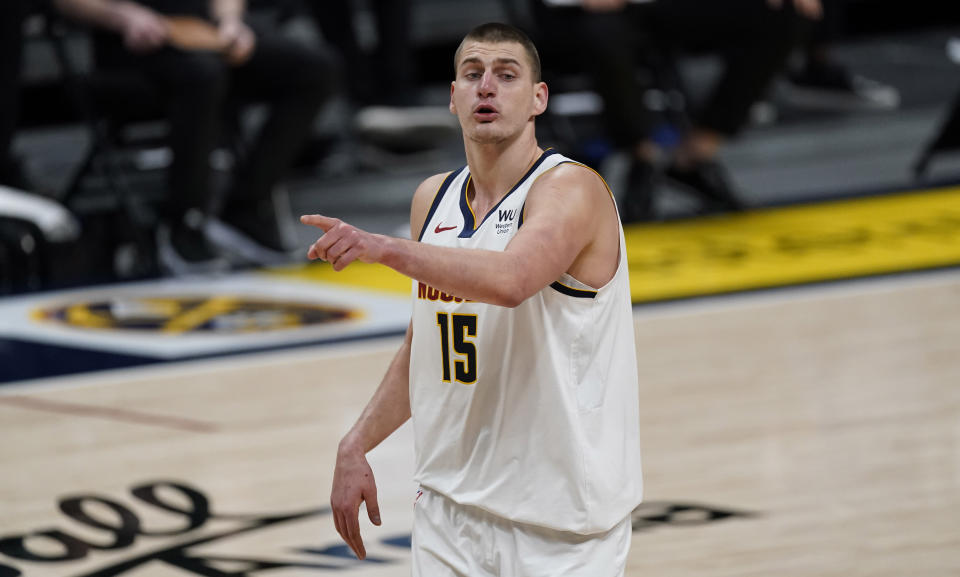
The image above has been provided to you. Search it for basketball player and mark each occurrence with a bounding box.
[301,23,642,576]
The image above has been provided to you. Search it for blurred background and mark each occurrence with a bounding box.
[1,4,959,575]
[1,0,959,293]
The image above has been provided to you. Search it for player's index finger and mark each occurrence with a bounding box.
[299,214,337,231]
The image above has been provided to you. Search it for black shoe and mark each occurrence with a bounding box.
[208,190,300,267]
[664,160,745,214]
[156,210,229,276]
[220,187,297,251]
[619,159,658,224]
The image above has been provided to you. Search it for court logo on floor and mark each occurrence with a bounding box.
[0,479,760,577]
[631,501,756,532]
[0,480,410,577]
[32,295,359,334]
[0,274,411,378]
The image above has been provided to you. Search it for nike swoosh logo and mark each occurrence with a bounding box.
[434,223,457,233]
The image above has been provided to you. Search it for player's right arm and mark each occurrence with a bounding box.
[329,172,448,560]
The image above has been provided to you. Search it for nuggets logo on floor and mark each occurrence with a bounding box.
[32,296,358,334]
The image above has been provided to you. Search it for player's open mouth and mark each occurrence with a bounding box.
[473,104,499,122]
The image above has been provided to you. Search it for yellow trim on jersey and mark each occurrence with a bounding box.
[564,161,616,200]
[464,175,479,230]
[437,312,452,383]
[468,150,558,231]
[520,160,616,225]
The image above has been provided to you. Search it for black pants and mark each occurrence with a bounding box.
[307,0,416,106]
[535,0,811,147]
[808,0,846,54]
[95,25,335,222]
[0,0,26,185]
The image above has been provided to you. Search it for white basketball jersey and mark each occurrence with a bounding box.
[409,150,642,534]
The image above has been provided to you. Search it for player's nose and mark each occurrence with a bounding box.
[478,70,497,96]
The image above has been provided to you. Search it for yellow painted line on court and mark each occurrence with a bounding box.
[626,185,960,302]
[268,185,960,303]
[162,297,238,334]
[268,260,412,295]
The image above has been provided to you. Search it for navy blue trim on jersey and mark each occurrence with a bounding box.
[550,281,597,299]
[458,149,559,239]
[518,157,575,229]
[418,167,465,242]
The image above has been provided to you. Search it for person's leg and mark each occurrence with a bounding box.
[547,6,655,157]
[790,0,900,109]
[411,488,482,577]
[371,0,417,104]
[658,0,807,146]
[807,0,845,63]
[533,2,661,221]
[308,0,372,104]
[142,49,229,223]
[139,48,229,267]
[219,29,334,251]
[0,0,27,188]
[651,0,810,211]
[582,6,668,221]
[502,514,632,577]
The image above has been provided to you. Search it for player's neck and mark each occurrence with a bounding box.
[464,131,542,207]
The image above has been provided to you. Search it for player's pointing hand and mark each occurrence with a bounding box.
[300,214,389,271]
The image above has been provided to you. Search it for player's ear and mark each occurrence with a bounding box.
[449,81,457,115]
[532,81,548,117]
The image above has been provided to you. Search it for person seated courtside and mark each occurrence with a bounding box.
[55,0,338,274]
[534,0,822,221]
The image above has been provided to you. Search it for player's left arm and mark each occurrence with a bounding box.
[300,164,610,307]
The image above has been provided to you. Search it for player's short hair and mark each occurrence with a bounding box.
[454,22,541,83]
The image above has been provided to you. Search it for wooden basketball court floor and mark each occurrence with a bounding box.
[1,262,958,577]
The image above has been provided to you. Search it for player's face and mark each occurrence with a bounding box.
[450,40,547,145]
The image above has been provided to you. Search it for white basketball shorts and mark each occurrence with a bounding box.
[411,487,632,577]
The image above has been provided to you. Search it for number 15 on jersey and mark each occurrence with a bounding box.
[436,312,477,384]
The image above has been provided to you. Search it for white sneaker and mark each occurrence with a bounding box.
[204,217,302,268]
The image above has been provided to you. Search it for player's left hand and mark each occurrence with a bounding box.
[301,214,388,271]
